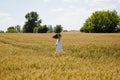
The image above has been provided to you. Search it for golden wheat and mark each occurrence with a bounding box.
[0,33,120,80]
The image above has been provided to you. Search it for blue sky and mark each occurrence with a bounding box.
[0,0,120,31]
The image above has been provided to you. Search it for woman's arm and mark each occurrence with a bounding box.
[56,39,58,46]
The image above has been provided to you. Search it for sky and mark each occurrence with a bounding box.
[0,0,120,31]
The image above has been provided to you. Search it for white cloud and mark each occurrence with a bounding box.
[51,8,64,12]
[118,0,120,3]
[86,0,109,3]
[0,13,13,24]
[0,13,10,17]
[94,0,104,1]
[42,0,51,2]
[63,0,79,3]
[0,13,18,31]
[50,7,90,30]
[90,0,105,2]
[85,0,116,11]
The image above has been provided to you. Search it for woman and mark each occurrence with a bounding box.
[53,33,63,51]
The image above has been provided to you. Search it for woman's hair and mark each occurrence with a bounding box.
[52,33,61,39]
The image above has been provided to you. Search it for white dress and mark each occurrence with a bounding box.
[56,39,62,51]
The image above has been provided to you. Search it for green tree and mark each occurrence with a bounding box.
[54,25,63,33]
[42,25,49,33]
[117,16,120,32]
[7,26,18,33]
[118,16,120,26]
[0,30,4,33]
[80,10,119,33]
[33,25,49,33]
[34,26,43,33]
[23,11,41,33]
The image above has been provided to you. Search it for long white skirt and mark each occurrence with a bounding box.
[56,40,62,51]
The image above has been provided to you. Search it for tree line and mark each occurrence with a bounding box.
[5,10,120,33]
[6,11,63,33]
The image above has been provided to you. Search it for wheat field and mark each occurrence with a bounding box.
[0,33,120,80]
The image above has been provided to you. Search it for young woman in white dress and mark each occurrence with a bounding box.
[53,33,63,51]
